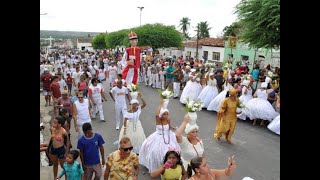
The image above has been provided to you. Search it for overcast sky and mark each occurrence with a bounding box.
[40,0,240,38]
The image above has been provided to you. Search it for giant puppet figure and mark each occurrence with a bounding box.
[121,31,141,85]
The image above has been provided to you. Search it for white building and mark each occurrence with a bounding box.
[158,47,183,58]
[183,38,225,62]
[77,38,93,52]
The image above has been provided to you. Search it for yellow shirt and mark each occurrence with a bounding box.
[162,165,182,180]
[219,97,238,121]
[107,150,139,180]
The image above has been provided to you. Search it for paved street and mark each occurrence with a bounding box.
[40,80,280,180]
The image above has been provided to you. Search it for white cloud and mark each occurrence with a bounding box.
[40,0,240,37]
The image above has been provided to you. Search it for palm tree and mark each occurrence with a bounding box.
[179,17,191,39]
[197,21,212,39]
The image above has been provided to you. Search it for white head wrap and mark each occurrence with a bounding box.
[242,177,254,180]
[184,123,199,134]
[209,72,214,76]
[130,99,139,105]
[185,65,191,69]
[261,82,268,88]
[190,69,196,72]
[159,108,169,118]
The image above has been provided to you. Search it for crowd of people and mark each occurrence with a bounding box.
[40,32,279,180]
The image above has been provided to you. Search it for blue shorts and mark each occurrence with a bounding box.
[50,146,66,159]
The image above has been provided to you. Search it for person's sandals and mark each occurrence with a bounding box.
[215,137,222,143]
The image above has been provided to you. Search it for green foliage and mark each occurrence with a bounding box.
[179,17,191,39]
[104,24,183,49]
[235,0,280,49]
[197,21,212,39]
[92,33,107,49]
[40,30,100,39]
[222,21,242,40]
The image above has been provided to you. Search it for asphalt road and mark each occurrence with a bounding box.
[40,81,280,180]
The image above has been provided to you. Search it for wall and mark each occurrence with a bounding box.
[184,47,203,59]
[158,48,183,58]
[202,46,225,62]
[77,42,93,51]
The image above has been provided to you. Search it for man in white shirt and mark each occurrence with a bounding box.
[72,66,82,90]
[109,80,130,130]
[108,62,118,87]
[88,78,107,122]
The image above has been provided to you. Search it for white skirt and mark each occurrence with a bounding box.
[197,85,219,108]
[237,95,253,120]
[207,90,227,111]
[139,130,181,173]
[119,120,146,154]
[245,98,279,121]
[180,81,202,104]
[268,115,280,135]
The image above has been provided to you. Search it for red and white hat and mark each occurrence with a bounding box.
[128,31,138,40]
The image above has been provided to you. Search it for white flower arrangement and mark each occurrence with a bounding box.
[205,62,216,68]
[127,84,139,92]
[237,100,246,109]
[158,89,174,99]
[185,98,204,112]
[242,74,252,81]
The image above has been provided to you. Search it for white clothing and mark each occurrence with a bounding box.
[238,86,253,120]
[152,73,160,88]
[180,74,202,104]
[88,84,105,121]
[58,79,67,93]
[117,61,122,74]
[139,124,181,173]
[74,99,91,127]
[245,89,279,121]
[268,115,280,135]
[98,69,107,81]
[197,78,219,108]
[207,83,232,111]
[72,71,82,85]
[180,136,204,172]
[119,106,146,154]
[173,82,181,98]
[111,86,129,128]
[108,66,117,84]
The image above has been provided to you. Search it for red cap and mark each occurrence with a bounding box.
[128,31,138,40]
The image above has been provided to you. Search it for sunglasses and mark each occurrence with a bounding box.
[78,96,84,99]
[121,147,133,151]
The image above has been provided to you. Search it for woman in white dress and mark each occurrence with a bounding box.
[180,69,202,104]
[268,92,280,135]
[176,114,204,175]
[207,78,233,112]
[139,100,181,173]
[197,73,219,108]
[119,93,146,154]
[237,80,254,120]
[246,82,279,126]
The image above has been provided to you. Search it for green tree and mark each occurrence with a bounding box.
[105,24,183,49]
[92,33,107,49]
[179,17,191,39]
[197,21,211,39]
[235,0,280,49]
[222,21,242,40]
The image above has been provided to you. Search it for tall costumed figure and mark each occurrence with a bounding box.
[121,31,142,85]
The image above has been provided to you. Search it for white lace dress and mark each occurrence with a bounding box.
[237,86,253,120]
[180,74,202,104]
[119,105,146,154]
[139,124,181,173]
[197,78,219,108]
[207,83,232,111]
[245,89,279,121]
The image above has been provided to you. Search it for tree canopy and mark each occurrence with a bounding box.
[179,17,191,39]
[197,21,211,39]
[92,33,107,49]
[235,0,280,49]
[101,23,183,49]
[222,21,242,40]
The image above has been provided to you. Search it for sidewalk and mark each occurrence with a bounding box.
[40,92,55,179]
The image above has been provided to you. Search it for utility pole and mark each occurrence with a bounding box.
[196,24,199,59]
[137,7,144,26]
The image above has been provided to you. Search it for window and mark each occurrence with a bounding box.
[186,51,191,57]
[241,55,249,61]
[81,46,85,50]
[212,52,220,60]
